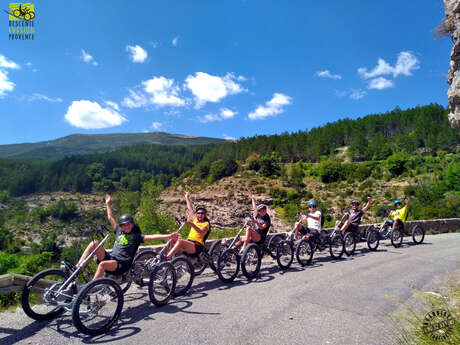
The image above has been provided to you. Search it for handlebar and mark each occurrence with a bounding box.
[96,224,113,237]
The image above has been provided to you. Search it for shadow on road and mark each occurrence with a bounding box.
[0,320,54,345]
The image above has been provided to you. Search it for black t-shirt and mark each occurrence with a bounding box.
[347,209,364,226]
[110,225,144,263]
[255,213,271,237]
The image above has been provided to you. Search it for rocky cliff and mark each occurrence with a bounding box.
[444,0,460,129]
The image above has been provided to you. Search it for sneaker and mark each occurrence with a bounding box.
[61,261,77,276]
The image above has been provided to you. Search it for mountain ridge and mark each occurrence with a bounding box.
[0,132,226,161]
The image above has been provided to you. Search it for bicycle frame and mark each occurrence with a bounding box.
[226,218,251,249]
[56,225,112,298]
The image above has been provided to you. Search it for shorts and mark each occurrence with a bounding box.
[385,219,404,230]
[347,224,360,233]
[255,229,267,245]
[97,251,131,276]
[188,240,204,255]
[298,225,309,236]
[307,228,320,240]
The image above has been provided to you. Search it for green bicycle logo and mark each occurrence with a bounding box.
[6,3,35,21]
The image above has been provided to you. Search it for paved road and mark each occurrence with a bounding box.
[1,233,460,345]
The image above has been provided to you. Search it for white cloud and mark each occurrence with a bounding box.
[185,72,247,108]
[0,55,20,69]
[142,76,185,107]
[349,89,366,100]
[393,51,420,77]
[152,122,162,130]
[126,45,148,63]
[0,55,19,97]
[122,76,186,108]
[358,51,420,79]
[28,93,63,102]
[122,89,149,108]
[223,134,236,141]
[172,36,179,47]
[81,49,98,66]
[104,100,120,111]
[368,77,394,90]
[65,100,127,129]
[24,62,38,72]
[164,109,180,116]
[198,108,238,123]
[220,108,237,119]
[198,113,221,123]
[316,70,342,80]
[0,70,15,97]
[248,93,292,120]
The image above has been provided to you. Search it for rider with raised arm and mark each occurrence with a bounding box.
[294,201,322,240]
[236,194,271,252]
[337,197,372,234]
[69,194,177,280]
[381,196,410,231]
[165,191,210,259]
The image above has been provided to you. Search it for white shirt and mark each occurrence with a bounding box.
[306,210,322,230]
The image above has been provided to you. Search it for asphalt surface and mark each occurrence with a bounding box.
[1,233,459,345]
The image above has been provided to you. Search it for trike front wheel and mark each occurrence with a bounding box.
[21,268,69,321]
[72,278,123,336]
[216,248,240,283]
[148,262,176,306]
[241,244,261,279]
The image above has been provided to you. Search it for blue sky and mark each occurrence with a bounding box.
[0,0,452,145]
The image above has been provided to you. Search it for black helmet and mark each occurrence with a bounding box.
[351,200,360,206]
[195,205,207,213]
[257,204,267,211]
[119,214,134,225]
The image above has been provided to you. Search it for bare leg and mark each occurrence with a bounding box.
[166,239,196,259]
[244,228,261,246]
[93,260,118,279]
[76,240,106,267]
[340,220,351,232]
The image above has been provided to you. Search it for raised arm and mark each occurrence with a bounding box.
[185,191,195,219]
[250,193,258,218]
[362,196,372,213]
[105,194,117,230]
[404,196,410,208]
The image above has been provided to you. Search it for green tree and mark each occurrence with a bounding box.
[318,158,344,183]
[246,153,260,171]
[446,161,460,190]
[385,152,410,177]
[137,179,174,234]
[259,153,280,177]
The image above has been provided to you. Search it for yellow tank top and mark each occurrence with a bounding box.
[390,205,408,224]
[187,217,209,245]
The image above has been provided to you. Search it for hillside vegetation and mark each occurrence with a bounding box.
[0,104,459,292]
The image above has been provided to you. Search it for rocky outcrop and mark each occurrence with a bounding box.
[444,0,460,129]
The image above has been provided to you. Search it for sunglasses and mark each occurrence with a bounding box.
[197,212,205,215]
[308,205,316,208]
